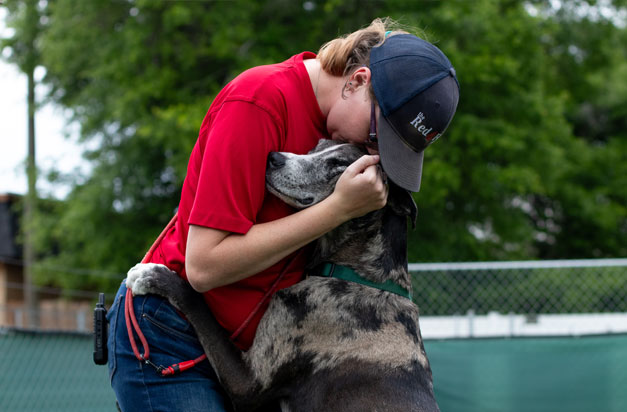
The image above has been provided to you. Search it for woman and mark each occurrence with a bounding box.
[107,17,459,411]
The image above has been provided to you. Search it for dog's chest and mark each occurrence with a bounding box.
[245,277,429,390]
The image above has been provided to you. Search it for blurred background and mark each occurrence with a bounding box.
[0,0,625,411]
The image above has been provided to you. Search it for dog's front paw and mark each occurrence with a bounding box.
[126,263,177,296]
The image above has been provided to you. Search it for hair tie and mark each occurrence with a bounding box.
[385,31,392,38]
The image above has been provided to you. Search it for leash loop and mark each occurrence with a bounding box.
[124,213,208,377]
[125,287,150,361]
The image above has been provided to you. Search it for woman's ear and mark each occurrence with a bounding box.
[348,66,372,91]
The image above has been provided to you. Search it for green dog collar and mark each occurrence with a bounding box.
[313,263,411,300]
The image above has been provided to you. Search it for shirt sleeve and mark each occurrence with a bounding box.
[188,99,283,234]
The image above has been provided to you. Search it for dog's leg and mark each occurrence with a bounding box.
[126,264,262,406]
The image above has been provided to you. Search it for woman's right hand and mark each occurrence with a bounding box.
[330,154,388,222]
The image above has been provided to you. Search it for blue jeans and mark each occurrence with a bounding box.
[107,282,232,412]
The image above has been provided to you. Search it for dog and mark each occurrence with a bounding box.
[126,139,439,412]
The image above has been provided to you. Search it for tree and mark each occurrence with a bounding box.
[2,0,624,296]
[396,0,627,262]
[23,0,390,292]
[529,0,627,258]
[2,0,44,325]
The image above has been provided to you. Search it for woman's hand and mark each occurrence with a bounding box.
[329,154,388,221]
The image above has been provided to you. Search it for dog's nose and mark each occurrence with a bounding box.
[267,152,287,170]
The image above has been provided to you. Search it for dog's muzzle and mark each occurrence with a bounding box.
[267,152,286,170]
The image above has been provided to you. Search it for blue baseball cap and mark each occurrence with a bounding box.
[370,34,460,192]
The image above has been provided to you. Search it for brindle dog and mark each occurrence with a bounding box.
[126,139,439,412]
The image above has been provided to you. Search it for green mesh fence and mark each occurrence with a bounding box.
[426,334,627,412]
[1,329,626,411]
[0,329,115,412]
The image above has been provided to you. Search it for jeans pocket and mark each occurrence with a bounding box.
[142,298,200,343]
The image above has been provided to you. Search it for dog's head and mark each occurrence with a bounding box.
[266,139,417,226]
[265,139,366,209]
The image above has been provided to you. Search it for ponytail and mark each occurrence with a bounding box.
[317,18,416,77]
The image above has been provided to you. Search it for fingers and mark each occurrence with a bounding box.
[351,156,386,192]
[344,155,380,177]
[332,155,388,220]
[366,164,388,206]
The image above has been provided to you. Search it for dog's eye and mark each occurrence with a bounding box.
[326,158,351,169]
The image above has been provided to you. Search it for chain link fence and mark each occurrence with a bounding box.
[411,258,627,339]
[411,259,627,315]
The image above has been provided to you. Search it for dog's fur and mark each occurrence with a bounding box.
[126,139,439,412]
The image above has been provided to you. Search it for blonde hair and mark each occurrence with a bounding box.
[317,18,419,78]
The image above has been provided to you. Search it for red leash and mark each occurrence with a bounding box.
[125,214,303,376]
[125,214,207,376]
[229,248,304,341]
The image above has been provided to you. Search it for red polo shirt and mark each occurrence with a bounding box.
[149,52,326,350]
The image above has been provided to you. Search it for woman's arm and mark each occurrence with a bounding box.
[185,154,386,292]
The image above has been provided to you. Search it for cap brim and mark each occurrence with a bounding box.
[378,114,424,192]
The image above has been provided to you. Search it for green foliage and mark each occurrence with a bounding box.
[2,0,625,296]
[402,0,626,262]
[1,0,41,73]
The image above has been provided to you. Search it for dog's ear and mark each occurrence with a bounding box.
[387,182,418,229]
[312,138,338,152]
